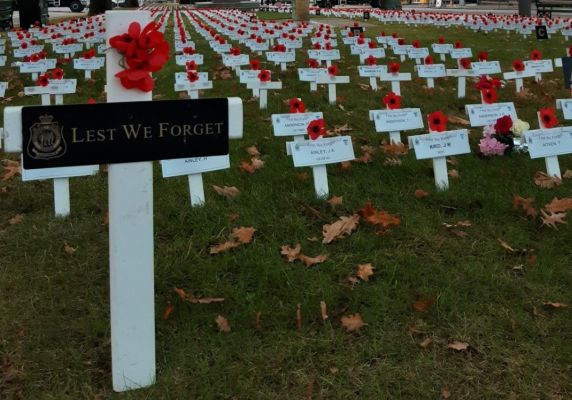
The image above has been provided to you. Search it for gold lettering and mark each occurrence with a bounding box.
[193,124,204,135]
[71,127,84,143]
[170,125,181,136]
[159,122,169,137]
[123,124,142,139]
[214,122,224,134]
[205,123,214,135]
[86,129,96,142]
[143,126,152,138]
[96,129,106,141]
[108,128,116,141]
[183,124,192,136]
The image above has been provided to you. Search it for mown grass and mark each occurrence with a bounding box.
[1,10,572,400]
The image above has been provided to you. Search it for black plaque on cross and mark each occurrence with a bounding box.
[21,99,230,169]
[535,25,548,40]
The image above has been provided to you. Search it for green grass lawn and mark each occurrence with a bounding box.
[1,10,572,400]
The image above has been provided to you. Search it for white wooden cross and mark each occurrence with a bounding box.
[378,72,411,96]
[315,73,350,104]
[73,56,105,80]
[246,79,282,109]
[523,59,554,82]
[446,68,479,98]
[358,65,387,91]
[369,108,424,144]
[4,11,243,392]
[298,67,327,92]
[502,69,536,93]
[416,64,446,89]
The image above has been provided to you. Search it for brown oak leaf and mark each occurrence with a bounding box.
[280,244,302,262]
[322,214,360,244]
[544,197,572,213]
[232,227,256,244]
[356,263,374,281]
[212,185,240,199]
[414,189,429,198]
[173,287,224,304]
[1,159,21,181]
[215,315,231,332]
[540,209,567,230]
[8,214,24,225]
[340,313,367,332]
[447,341,470,351]
[513,195,538,218]
[534,171,562,189]
[209,240,241,254]
[327,195,343,209]
[298,253,328,267]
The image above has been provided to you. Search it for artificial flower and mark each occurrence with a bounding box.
[37,74,49,87]
[250,59,260,70]
[230,47,241,56]
[183,46,195,55]
[475,75,501,90]
[388,62,400,74]
[51,68,64,80]
[186,60,197,71]
[539,108,559,128]
[383,92,402,110]
[258,69,271,82]
[428,111,448,132]
[365,55,377,66]
[510,119,530,136]
[479,135,508,156]
[424,55,434,65]
[307,59,319,68]
[530,49,542,60]
[327,64,338,76]
[412,40,421,48]
[83,49,96,59]
[187,70,199,82]
[454,40,462,48]
[477,51,488,61]
[438,36,446,44]
[494,115,513,135]
[460,58,471,70]
[481,88,497,104]
[512,59,525,72]
[289,98,306,113]
[307,118,326,140]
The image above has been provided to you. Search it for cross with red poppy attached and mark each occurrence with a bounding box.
[315,65,350,105]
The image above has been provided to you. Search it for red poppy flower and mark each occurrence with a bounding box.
[398,38,405,45]
[412,40,420,48]
[477,51,488,61]
[273,44,286,52]
[383,92,402,110]
[368,41,377,49]
[20,42,28,49]
[250,59,260,70]
[289,98,306,113]
[424,55,434,65]
[391,33,398,38]
[388,62,400,74]
[568,45,572,57]
[51,68,64,80]
[183,46,195,55]
[307,118,326,140]
[460,58,471,70]
[512,59,525,72]
[494,115,513,135]
[313,42,321,50]
[87,98,96,104]
[539,107,559,128]
[258,69,271,82]
[357,37,365,45]
[428,111,448,132]
[30,53,40,62]
[365,55,377,66]
[454,40,462,49]
[37,74,49,87]
[438,36,445,44]
[186,60,197,71]
[324,42,333,50]
[115,69,154,92]
[481,88,498,104]
[230,47,241,56]
[530,49,542,61]
[327,65,338,76]
[307,59,319,68]
[187,70,199,82]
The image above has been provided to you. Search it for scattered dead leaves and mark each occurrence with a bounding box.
[163,303,175,320]
[340,313,367,332]
[280,244,328,267]
[209,227,256,254]
[7,213,24,225]
[447,341,470,351]
[540,210,567,230]
[534,171,562,189]
[448,169,459,178]
[327,195,343,209]
[382,142,408,156]
[174,287,224,304]
[215,315,231,332]
[320,301,328,322]
[1,159,21,181]
[63,241,76,256]
[544,197,572,213]
[212,185,240,199]
[326,123,353,137]
[448,115,470,126]
[513,195,538,218]
[414,189,429,199]
[412,299,435,312]
[356,263,375,281]
[358,201,400,234]
[322,214,360,244]
[543,301,568,309]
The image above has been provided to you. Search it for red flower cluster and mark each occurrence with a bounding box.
[460,58,471,70]
[412,40,421,48]
[258,69,271,82]
[183,46,195,55]
[83,48,96,59]
[539,108,558,128]
[494,115,513,135]
[186,60,197,71]
[327,65,338,76]
[273,44,286,52]
[37,74,49,87]
[475,75,501,90]
[365,55,377,66]
[383,92,401,110]
[388,62,400,74]
[481,88,498,104]
[424,55,433,65]
[530,49,542,61]
[230,47,241,56]
[250,59,260,70]
[428,111,448,132]
[187,70,199,83]
[438,36,446,44]
[51,68,64,80]
[454,40,463,49]
[477,51,488,61]
[307,118,326,140]
[307,59,319,68]
[109,21,170,92]
[289,98,306,113]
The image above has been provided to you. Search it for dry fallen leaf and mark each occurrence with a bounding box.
[209,240,241,254]
[358,201,401,229]
[1,159,21,181]
[563,169,572,179]
[297,172,310,181]
[173,287,224,304]
[540,209,567,230]
[441,388,451,399]
[280,244,302,262]
[8,213,24,225]
[340,161,352,170]
[534,171,562,189]
[383,156,402,166]
[419,337,433,349]
[101,211,109,226]
[543,301,568,309]
[513,195,538,218]
[227,213,240,222]
[215,315,231,332]
[448,115,470,126]
[382,142,408,155]
[320,301,328,322]
[163,303,175,320]
[64,241,77,256]
[356,263,375,281]
[447,341,470,351]
[246,145,260,157]
[327,195,343,209]
[448,169,459,178]
[296,304,302,331]
[232,227,256,244]
[322,214,360,244]
[414,189,429,199]
[498,238,517,253]
[298,253,328,267]
[212,185,240,199]
[544,197,572,213]
[340,313,367,332]
[412,299,435,312]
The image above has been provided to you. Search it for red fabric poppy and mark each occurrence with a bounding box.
[438,36,445,44]
[324,42,333,50]
[481,88,498,104]
[230,47,241,56]
[20,42,28,49]
[428,111,448,132]
[51,68,64,80]
[365,55,377,66]
[494,115,513,135]
[412,40,420,48]
[250,59,260,70]
[83,49,96,59]
[37,74,49,87]
[115,69,154,92]
[313,43,321,50]
[307,118,326,140]
[530,49,542,61]
[307,59,319,68]
[30,53,40,62]
[388,62,400,74]
[289,98,306,113]
[454,40,462,49]
[187,71,199,82]
[258,69,271,82]
[424,55,433,65]
[512,59,525,72]
[383,92,402,110]
[368,41,377,49]
[539,108,559,128]
[357,37,365,45]
[475,76,501,90]
[460,58,471,70]
[397,38,405,45]
[186,60,197,71]
[273,44,286,52]
[183,46,195,55]
[568,45,572,57]
[477,51,488,61]
[327,65,338,76]
[87,98,96,104]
